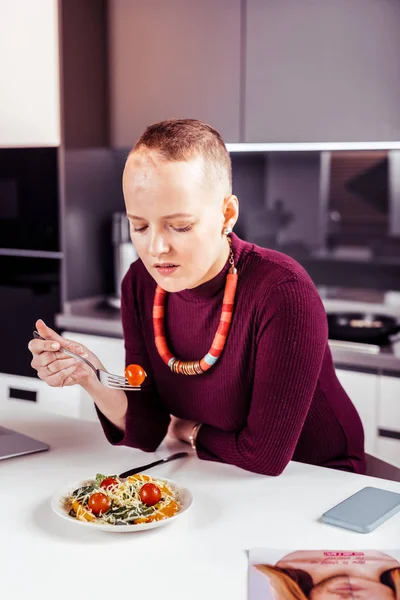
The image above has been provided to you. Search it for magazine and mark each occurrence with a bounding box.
[249,548,400,599]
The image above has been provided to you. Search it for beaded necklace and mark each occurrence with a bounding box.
[153,241,238,375]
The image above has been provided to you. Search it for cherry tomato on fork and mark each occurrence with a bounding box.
[125,364,147,387]
[88,493,111,515]
[139,483,161,506]
[100,477,119,491]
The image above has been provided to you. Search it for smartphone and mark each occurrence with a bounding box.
[321,486,400,533]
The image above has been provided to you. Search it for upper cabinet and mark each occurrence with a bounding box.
[108,0,242,147]
[3,0,400,149]
[0,0,61,147]
[244,0,400,143]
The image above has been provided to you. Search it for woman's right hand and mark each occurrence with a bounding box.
[28,319,103,389]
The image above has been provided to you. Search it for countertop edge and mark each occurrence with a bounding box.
[56,296,400,375]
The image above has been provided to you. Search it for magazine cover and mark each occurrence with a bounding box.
[249,549,400,599]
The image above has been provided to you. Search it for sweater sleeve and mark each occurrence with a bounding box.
[96,267,170,452]
[196,277,328,475]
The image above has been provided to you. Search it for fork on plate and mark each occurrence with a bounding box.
[33,330,142,391]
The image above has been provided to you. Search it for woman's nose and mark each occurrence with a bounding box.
[148,232,169,257]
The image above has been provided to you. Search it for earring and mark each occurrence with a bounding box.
[223,226,233,236]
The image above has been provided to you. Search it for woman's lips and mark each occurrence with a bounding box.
[332,585,363,593]
[154,264,179,275]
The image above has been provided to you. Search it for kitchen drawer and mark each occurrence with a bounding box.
[77,389,101,423]
[0,373,83,419]
[375,437,400,468]
[378,374,400,433]
[335,368,378,454]
[60,332,126,423]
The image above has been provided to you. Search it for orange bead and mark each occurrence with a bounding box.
[125,364,147,386]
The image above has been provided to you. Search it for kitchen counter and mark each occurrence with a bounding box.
[57,292,400,374]
[328,339,400,373]
[58,296,123,337]
[2,405,400,600]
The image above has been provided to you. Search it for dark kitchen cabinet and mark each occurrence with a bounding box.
[108,0,242,146]
[244,0,400,143]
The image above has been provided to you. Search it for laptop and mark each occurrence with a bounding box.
[0,426,49,460]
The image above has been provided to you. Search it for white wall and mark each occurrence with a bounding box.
[0,0,60,147]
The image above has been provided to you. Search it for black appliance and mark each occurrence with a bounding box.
[0,148,59,251]
[0,148,60,377]
[327,312,400,346]
[1,256,60,377]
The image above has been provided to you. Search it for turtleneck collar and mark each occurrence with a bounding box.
[175,233,245,302]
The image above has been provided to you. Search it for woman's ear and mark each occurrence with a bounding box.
[222,194,239,229]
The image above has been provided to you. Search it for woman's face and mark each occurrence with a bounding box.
[309,575,394,599]
[122,150,237,293]
[276,551,399,584]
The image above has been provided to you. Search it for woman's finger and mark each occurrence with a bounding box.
[37,364,78,387]
[45,357,77,374]
[35,319,86,355]
[31,352,75,370]
[28,339,61,355]
[35,319,65,345]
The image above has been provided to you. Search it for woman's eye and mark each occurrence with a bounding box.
[172,225,192,233]
[131,224,192,233]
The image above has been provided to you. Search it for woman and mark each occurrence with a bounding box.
[253,550,400,599]
[29,119,365,476]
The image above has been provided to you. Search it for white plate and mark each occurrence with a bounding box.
[51,475,194,532]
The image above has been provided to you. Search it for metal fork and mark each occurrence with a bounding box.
[33,331,142,391]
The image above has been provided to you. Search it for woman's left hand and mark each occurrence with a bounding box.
[168,416,198,444]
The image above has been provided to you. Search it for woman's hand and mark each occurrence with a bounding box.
[168,415,199,445]
[28,319,104,389]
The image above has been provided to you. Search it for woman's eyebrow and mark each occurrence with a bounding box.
[126,214,144,220]
[162,213,195,219]
[127,213,194,219]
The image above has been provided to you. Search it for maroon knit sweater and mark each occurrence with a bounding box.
[98,234,366,476]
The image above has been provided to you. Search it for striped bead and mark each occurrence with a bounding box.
[203,353,219,366]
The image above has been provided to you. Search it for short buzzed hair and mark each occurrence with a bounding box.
[130,118,232,194]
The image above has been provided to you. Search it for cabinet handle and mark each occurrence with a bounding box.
[8,387,37,402]
[378,428,400,441]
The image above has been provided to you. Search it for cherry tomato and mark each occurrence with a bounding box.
[125,364,147,387]
[88,492,111,515]
[100,477,119,490]
[139,482,161,506]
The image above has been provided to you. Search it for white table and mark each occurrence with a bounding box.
[1,405,400,600]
